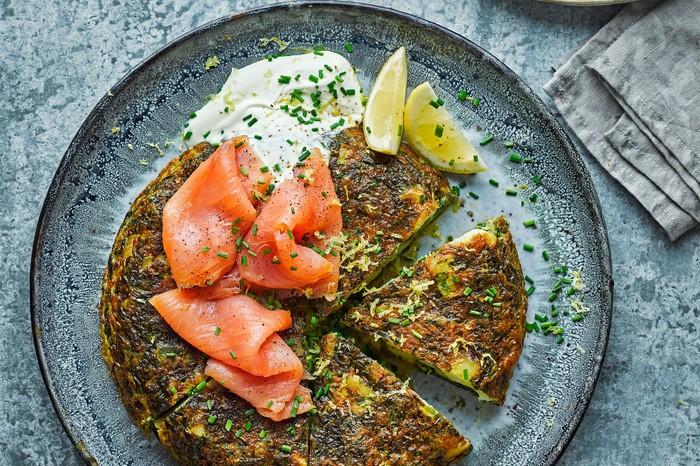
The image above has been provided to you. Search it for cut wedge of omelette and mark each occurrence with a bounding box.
[343,216,527,404]
[309,334,471,465]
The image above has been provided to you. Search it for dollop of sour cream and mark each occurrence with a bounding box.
[184,52,364,183]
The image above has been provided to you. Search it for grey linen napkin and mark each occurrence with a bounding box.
[544,0,700,240]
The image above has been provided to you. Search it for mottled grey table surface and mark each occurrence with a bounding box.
[2,0,698,465]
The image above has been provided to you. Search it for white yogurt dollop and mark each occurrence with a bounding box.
[185,52,364,184]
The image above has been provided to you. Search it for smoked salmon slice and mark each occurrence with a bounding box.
[230,137,274,205]
[148,289,292,361]
[238,149,342,299]
[226,333,302,377]
[256,385,314,421]
[162,141,256,288]
[205,358,309,417]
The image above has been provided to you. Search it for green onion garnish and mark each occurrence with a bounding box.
[479,134,494,146]
[523,243,534,252]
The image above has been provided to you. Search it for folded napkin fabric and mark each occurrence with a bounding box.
[545,0,700,240]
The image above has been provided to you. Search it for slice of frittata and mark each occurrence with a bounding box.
[309,334,471,465]
[343,216,527,405]
[313,126,454,316]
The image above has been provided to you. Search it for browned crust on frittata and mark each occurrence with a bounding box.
[312,126,454,317]
[309,334,471,465]
[342,216,527,404]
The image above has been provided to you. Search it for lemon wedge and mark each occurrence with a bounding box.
[404,82,487,174]
[363,47,407,155]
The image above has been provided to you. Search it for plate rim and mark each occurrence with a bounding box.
[30,1,613,464]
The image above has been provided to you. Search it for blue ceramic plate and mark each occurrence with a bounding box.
[31,2,612,464]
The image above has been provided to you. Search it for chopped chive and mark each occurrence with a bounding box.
[509,153,522,163]
[245,409,254,416]
[479,134,494,146]
[260,165,269,173]
[469,310,482,316]
[242,114,252,121]
[398,124,403,137]
[506,189,518,196]
[184,131,192,140]
[548,293,558,302]
[463,369,469,380]
[241,256,248,266]
[281,445,293,453]
[449,159,455,166]
[214,327,221,335]
[309,74,319,83]
[245,421,252,431]
[534,174,541,185]
[252,224,258,236]
[254,134,262,140]
[224,106,229,113]
[401,319,410,326]
[262,248,272,256]
[489,179,499,187]
[274,163,281,172]
[259,429,267,439]
[523,219,536,227]
[202,130,210,139]
[469,192,479,199]
[217,251,229,258]
[271,258,281,264]
[530,193,538,203]
[458,90,468,100]
[239,167,249,176]
[235,429,243,438]
[504,141,515,148]
[572,314,584,322]
[542,250,550,261]
[165,352,176,357]
[247,117,258,127]
[411,330,423,340]
[278,75,291,84]
[266,401,274,408]
[523,243,534,252]
[526,286,535,296]
[473,155,479,162]
[472,97,480,107]
[388,317,401,324]
[464,287,472,296]
[229,350,237,359]
[207,415,216,425]
[200,246,210,252]
[434,125,444,138]
[344,42,353,52]
[225,419,233,431]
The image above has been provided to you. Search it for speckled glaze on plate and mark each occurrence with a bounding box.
[31,2,612,465]
[538,0,635,5]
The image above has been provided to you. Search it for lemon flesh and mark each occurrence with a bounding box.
[363,47,407,155]
[404,82,487,174]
